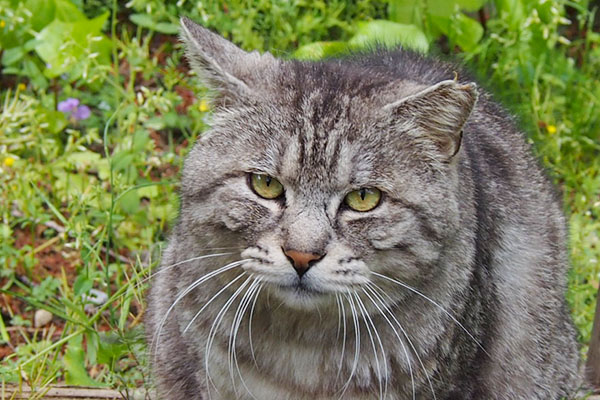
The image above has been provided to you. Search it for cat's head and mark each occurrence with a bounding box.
[178,18,478,309]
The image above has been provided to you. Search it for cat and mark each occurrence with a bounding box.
[145,16,580,400]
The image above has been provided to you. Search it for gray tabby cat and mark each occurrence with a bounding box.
[145,17,579,399]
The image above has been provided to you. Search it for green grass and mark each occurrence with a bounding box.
[0,0,598,394]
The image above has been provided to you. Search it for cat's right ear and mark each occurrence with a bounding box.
[383,80,478,161]
[180,17,277,104]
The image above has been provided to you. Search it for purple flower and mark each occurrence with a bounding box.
[58,98,91,121]
[58,98,79,112]
[73,105,91,120]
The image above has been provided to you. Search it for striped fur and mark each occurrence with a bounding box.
[145,18,579,399]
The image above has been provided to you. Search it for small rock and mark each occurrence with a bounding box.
[34,309,53,328]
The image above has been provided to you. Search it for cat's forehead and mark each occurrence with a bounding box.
[274,60,424,115]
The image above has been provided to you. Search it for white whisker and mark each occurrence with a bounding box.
[363,283,418,400]
[371,271,488,356]
[204,275,252,395]
[336,293,348,380]
[139,252,235,288]
[229,279,261,400]
[248,283,263,368]
[183,273,246,334]
[338,291,361,399]
[335,294,342,341]
[368,281,440,400]
[353,291,387,400]
[151,259,247,361]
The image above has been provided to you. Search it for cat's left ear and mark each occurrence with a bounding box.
[384,80,478,160]
[180,17,277,103]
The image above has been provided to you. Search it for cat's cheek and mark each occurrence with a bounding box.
[337,211,394,254]
[305,261,371,292]
[217,195,280,233]
[240,242,296,283]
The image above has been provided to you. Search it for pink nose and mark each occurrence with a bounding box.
[283,249,323,277]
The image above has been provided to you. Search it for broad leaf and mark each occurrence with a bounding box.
[64,335,103,386]
[430,13,484,52]
[388,0,423,26]
[34,12,111,79]
[348,20,429,53]
[452,13,484,52]
[427,0,457,17]
[456,0,486,12]
[293,41,348,60]
[53,0,86,22]
[25,0,56,31]
[130,14,179,34]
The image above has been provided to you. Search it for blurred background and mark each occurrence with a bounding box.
[0,0,599,394]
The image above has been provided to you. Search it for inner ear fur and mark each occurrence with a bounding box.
[180,17,278,104]
[384,80,478,160]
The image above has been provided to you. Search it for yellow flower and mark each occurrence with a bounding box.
[198,99,210,112]
[17,83,26,91]
[0,20,5,28]
[546,124,557,134]
[3,157,15,167]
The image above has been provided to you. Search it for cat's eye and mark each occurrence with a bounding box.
[250,173,284,199]
[344,188,381,212]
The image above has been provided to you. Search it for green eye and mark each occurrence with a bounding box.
[344,188,381,212]
[250,173,284,199]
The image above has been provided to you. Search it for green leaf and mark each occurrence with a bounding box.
[494,0,525,29]
[155,22,180,35]
[432,13,484,52]
[86,331,99,366]
[348,20,429,53]
[25,0,57,30]
[137,184,159,199]
[118,190,140,214]
[73,275,93,296]
[427,0,457,17]
[97,332,128,365]
[129,14,155,30]
[129,14,179,34]
[65,151,102,169]
[111,152,135,173]
[1,47,25,66]
[39,108,67,134]
[0,313,10,344]
[293,41,348,60]
[456,0,486,12]
[53,0,86,22]
[34,12,111,79]
[64,334,102,386]
[31,276,60,302]
[23,59,48,89]
[388,0,423,25]
[132,130,150,153]
[144,116,166,131]
[119,290,132,331]
[452,13,484,52]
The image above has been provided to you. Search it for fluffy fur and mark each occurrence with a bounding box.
[145,17,579,399]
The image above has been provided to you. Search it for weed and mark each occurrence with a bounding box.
[0,0,598,393]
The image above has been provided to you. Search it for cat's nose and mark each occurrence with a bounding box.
[283,249,323,277]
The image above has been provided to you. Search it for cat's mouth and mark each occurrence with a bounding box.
[275,281,325,297]
[270,281,331,309]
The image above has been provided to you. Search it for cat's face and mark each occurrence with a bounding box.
[179,18,477,310]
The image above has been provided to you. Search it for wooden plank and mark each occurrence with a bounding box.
[0,384,149,400]
[587,286,600,388]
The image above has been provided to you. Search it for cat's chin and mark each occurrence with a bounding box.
[271,283,330,310]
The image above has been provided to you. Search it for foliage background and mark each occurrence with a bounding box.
[0,0,599,394]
